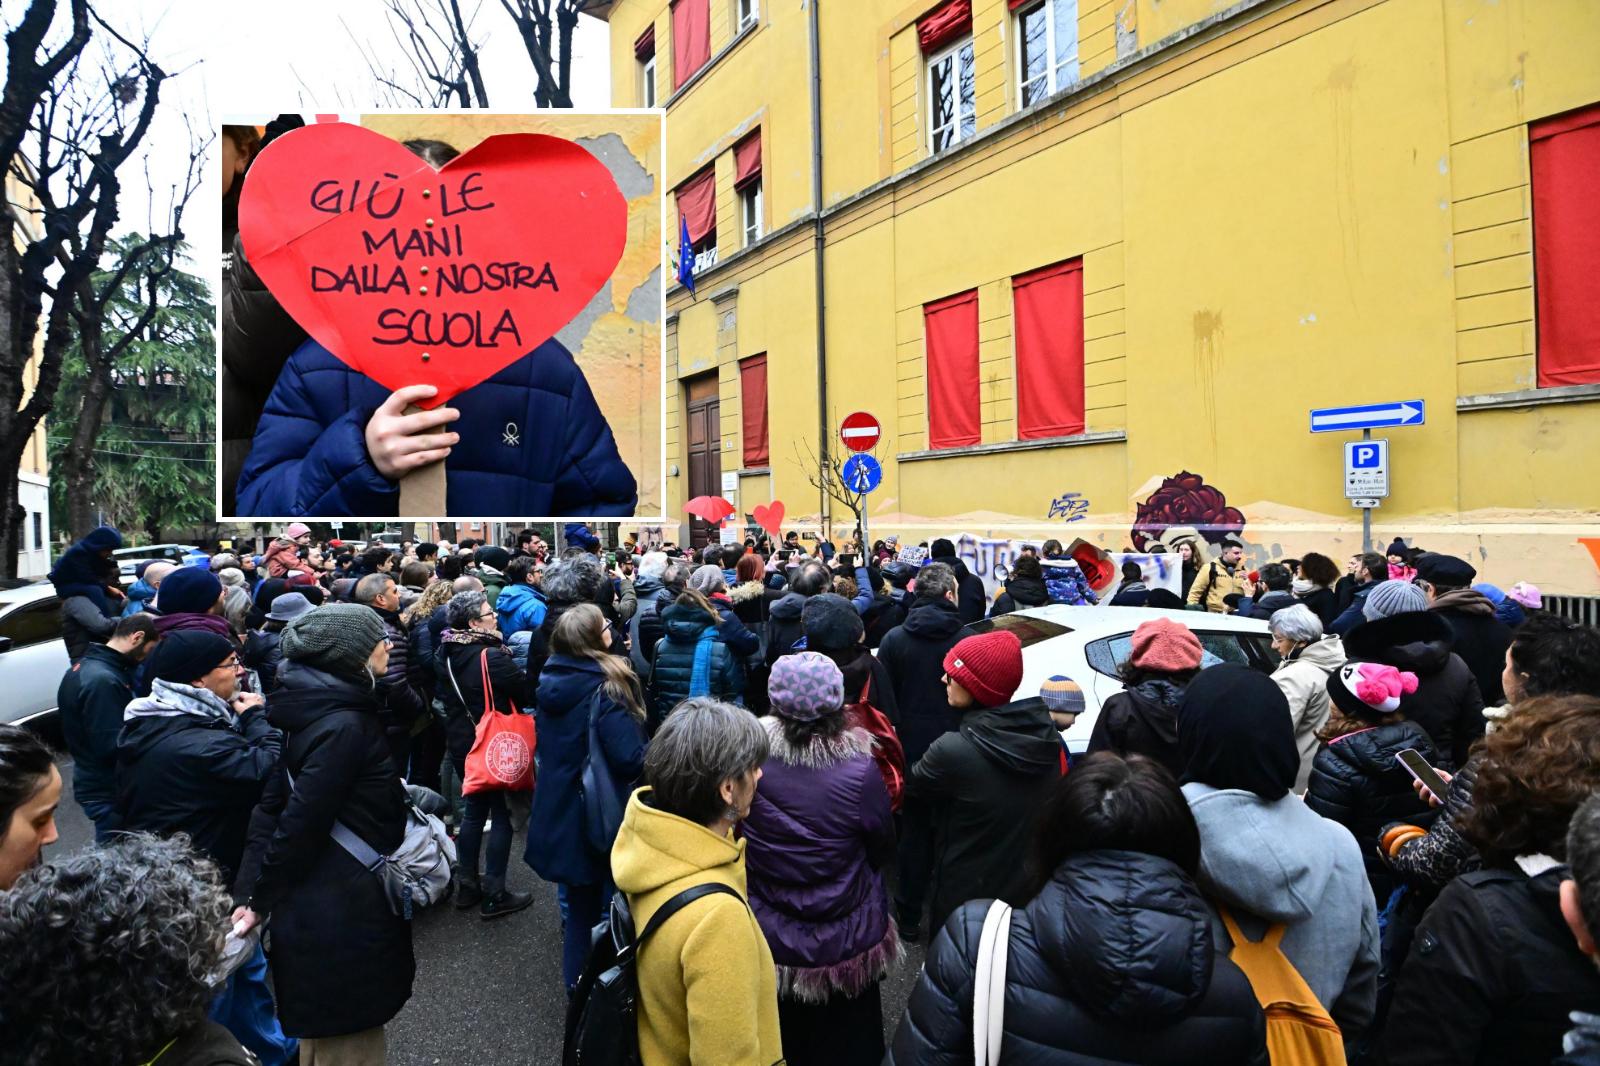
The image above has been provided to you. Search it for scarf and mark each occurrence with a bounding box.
[688,628,716,698]
[1291,577,1317,598]
[441,627,501,647]
[124,678,236,725]
[154,612,235,640]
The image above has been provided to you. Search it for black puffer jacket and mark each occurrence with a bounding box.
[763,590,809,666]
[989,575,1051,617]
[1085,678,1190,779]
[889,850,1268,1066]
[647,602,746,721]
[907,698,1063,932]
[1305,721,1438,902]
[435,633,535,773]
[241,627,286,694]
[1383,863,1600,1066]
[862,591,907,649]
[237,662,413,1039]
[877,597,966,766]
[1341,611,1485,768]
[1429,589,1512,706]
[372,605,428,734]
[931,555,987,623]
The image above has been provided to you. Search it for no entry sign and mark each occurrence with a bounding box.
[840,411,880,452]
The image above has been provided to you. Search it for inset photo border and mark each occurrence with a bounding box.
[218,109,666,522]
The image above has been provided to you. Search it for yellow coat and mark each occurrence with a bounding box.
[1186,558,1246,613]
[611,787,785,1066]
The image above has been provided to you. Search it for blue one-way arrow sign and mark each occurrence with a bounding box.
[1310,399,1425,433]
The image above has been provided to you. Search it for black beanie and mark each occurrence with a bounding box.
[802,593,864,651]
[150,631,236,684]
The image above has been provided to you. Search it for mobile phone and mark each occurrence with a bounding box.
[1395,748,1450,802]
[777,548,794,563]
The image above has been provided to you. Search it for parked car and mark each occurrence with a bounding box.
[958,606,1278,753]
[0,582,71,727]
[112,543,202,577]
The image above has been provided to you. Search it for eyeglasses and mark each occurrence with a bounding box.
[478,610,497,622]
[219,656,241,671]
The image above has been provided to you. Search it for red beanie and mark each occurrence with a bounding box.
[942,630,1024,708]
[1130,617,1203,673]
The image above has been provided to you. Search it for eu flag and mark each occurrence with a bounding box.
[677,212,696,296]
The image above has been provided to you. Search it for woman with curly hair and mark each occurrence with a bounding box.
[1382,694,1600,1066]
[0,834,256,1065]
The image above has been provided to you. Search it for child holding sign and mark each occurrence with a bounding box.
[232,128,640,517]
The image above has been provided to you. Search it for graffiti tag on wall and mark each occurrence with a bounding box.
[1047,492,1090,522]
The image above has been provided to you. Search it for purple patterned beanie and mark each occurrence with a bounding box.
[767,651,845,722]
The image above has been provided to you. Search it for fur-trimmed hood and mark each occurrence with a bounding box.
[728,580,766,604]
[761,716,875,770]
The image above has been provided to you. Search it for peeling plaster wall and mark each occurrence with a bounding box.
[362,113,664,517]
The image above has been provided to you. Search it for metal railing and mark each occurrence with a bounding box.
[1545,595,1600,628]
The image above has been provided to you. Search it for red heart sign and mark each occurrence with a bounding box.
[239,123,628,408]
[752,501,785,537]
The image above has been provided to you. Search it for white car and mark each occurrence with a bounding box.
[113,543,202,577]
[959,605,1279,753]
[0,582,72,727]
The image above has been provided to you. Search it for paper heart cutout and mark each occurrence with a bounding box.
[752,501,785,536]
[239,123,628,408]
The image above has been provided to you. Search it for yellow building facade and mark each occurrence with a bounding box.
[599,0,1600,595]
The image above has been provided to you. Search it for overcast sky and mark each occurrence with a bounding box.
[8,0,614,285]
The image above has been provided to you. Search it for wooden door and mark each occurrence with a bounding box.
[685,374,721,550]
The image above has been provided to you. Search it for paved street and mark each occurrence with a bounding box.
[44,750,924,1065]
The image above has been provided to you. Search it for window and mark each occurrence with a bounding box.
[927,39,976,153]
[737,0,758,32]
[1085,631,1278,678]
[734,131,762,246]
[924,289,981,449]
[31,512,41,551]
[1015,0,1080,108]
[1013,258,1085,438]
[960,613,1072,648]
[741,186,762,246]
[739,354,769,467]
[676,166,718,277]
[635,25,657,107]
[672,0,711,90]
[0,599,61,650]
[1530,103,1600,387]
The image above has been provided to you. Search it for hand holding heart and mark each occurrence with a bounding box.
[365,386,461,479]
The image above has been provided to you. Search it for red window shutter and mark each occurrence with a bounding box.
[1531,103,1600,388]
[634,25,655,59]
[924,290,981,449]
[672,0,711,89]
[1006,0,1036,10]
[675,167,716,245]
[918,0,972,54]
[1013,258,1085,439]
[734,132,761,191]
[740,354,769,467]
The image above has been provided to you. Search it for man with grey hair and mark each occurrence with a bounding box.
[875,561,966,942]
[355,572,428,775]
[1268,602,1344,791]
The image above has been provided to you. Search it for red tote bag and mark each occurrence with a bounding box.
[463,650,536,795]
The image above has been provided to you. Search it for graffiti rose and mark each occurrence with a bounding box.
[1130,471,1245,551]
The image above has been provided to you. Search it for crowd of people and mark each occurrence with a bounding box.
[0,519,1596,1066]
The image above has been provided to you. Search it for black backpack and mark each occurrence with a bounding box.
[563,882,744,1066]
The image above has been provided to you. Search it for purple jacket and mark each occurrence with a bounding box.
[742,719,901,1003]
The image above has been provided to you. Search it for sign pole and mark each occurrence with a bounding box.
[1361,427,1372,555]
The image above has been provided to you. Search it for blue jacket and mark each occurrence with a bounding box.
[525,656,647,886]
[121,578,157,617]
[236,336,639,516]
[496,583,548,636]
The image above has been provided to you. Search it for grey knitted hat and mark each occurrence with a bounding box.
[281,603,386,678]
[1363,579,1428,622]
[688,563,726,595]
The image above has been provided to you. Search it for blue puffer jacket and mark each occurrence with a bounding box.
[525,656,647,887]
[496,583,548,637]
[647,603,746,722]
[236,336,638,516]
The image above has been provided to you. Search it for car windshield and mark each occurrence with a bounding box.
[1084,630,1277,677]
[960,613,1071,649]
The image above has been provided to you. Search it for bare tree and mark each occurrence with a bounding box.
[500,0,597,107]
[792,436,865,547]
[365,0,491,108]
[0,0,195,575]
